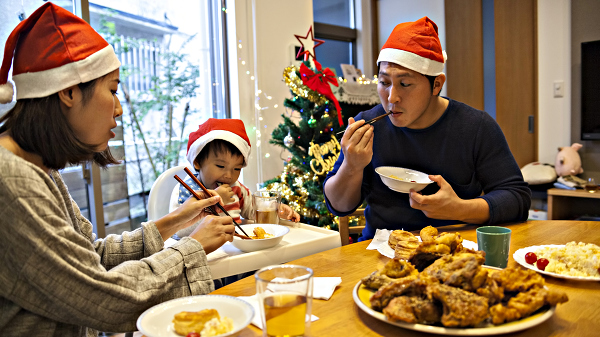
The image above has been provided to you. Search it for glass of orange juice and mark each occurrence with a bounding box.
[253,190,281,224]
[255,265,313,337]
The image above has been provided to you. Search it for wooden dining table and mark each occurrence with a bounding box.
[210,220,600,337]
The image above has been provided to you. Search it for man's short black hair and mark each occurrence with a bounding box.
[377,63,438,93]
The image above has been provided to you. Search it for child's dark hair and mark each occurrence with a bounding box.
[195,139,245,168]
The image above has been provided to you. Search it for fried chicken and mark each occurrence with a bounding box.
[489,286,567,324]
[476,275,505,306]
[383,295,442,324]
[428,283,490,327]
[490,267,545,292]
[407,232,465,271]
[420,226,438,242]
[361,258,418,290]
[370,277,420,311]
[421,252,488,291]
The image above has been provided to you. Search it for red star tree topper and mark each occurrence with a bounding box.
[294,26,324,61]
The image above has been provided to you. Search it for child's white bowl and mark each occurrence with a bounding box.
[231,224,290,252]
[375,166,433,193]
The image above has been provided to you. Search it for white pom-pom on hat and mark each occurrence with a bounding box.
[0,82,14,104]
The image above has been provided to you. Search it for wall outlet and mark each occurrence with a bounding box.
[553,81,564,98]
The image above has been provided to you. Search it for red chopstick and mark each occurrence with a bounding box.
[181,168,251,238]
[174,175,250,239]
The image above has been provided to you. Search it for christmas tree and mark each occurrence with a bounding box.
[263,27,378,231]
[264,59,347,228]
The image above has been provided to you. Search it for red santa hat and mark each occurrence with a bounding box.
[0,2,121,104]
[377,17,447,76]
[187,118,252,167]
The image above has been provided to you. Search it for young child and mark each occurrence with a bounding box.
[175,118,300,238]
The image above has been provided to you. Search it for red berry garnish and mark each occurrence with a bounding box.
[524,252,537,264]
[187,333,200,337]
[536,258,549,271]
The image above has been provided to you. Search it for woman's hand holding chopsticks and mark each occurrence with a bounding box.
[154,192,236,253]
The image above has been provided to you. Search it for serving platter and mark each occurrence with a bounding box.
[513,245,600,281]
[352,281,555,336]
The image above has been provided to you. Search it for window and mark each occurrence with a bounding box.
[0,0,229,235]
[313,0,356,77]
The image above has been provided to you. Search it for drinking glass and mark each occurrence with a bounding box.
[253,190,281,224]
[255,265,313,337]
[585,178,598,193]
[476,226,512,268]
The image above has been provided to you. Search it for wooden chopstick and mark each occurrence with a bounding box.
[335,111,393,138]
[182,167,251,238]
[174,174,251,239]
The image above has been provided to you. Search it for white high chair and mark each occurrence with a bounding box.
[147,165,193,221]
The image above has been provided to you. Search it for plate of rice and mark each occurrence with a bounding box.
[513,242,600,281]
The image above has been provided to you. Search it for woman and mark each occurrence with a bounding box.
[0,3,234,336]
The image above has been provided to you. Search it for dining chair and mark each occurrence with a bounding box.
[338,208,365,245]
[147,164,193,221]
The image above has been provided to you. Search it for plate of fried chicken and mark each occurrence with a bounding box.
[354,250,569,335]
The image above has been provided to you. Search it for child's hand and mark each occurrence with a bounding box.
[215,184,235,203]
[279,204,301,222]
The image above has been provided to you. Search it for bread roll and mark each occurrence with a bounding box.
[172,309,220,336]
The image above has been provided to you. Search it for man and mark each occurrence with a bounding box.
[323,17,531,241]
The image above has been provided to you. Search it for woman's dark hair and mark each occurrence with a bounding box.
[194,139,245,169]
[0,78,120,170]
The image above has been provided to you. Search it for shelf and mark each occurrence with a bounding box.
[547,188,600,220]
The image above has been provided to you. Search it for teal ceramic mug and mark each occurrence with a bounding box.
[476,226,512,268]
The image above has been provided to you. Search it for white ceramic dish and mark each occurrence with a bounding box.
[513,245,600,281]
[352,278,555,335]
[375,166,433,193]
[137,295,254,337]
[231,223,290,252]
[377,235,478,259]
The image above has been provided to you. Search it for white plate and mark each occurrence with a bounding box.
[513,245,600,281]
[352,280,555,336]
[137,295,254,337]
[377,235,478,259]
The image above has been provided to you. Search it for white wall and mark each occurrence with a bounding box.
[228,0,314,191]
[537,0,571,164]
[377,0,447,96]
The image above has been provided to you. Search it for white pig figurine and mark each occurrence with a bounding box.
[555,143,584,177]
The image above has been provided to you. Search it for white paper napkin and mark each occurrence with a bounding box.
[366,228,394,250]
[237,294,319,330]
[312,277,342,300]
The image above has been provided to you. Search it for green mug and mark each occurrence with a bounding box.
[476,226,512,268]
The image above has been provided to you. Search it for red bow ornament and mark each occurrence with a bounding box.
[300,60,343,126]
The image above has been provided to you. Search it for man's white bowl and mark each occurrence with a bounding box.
[231,224,290,252]
[375,166,433,193]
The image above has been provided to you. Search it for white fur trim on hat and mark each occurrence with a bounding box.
[0,82,14,104]
[377,48,447,76]
[12,45,121,100]
[186,129,251,168]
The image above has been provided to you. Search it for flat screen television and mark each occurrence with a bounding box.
[581,40,600,140]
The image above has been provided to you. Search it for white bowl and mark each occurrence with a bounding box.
[231,224,290,252]
[137,294,254,337]
[375,166,433,193]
